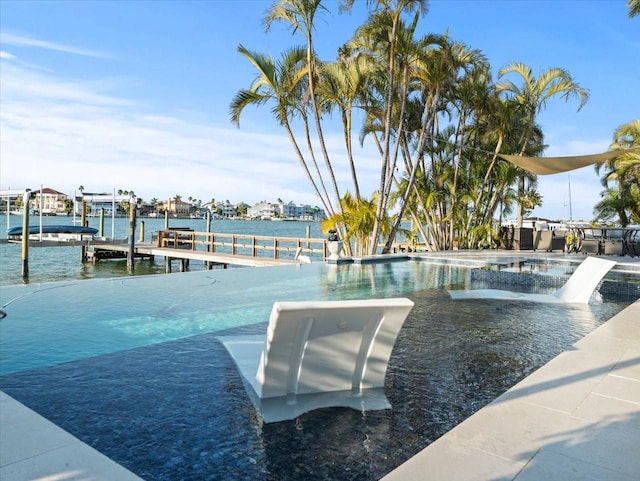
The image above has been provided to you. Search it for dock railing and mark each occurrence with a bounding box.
[157,229,329,260]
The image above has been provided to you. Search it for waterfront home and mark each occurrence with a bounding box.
[247,200,326,220]
[30,188,69,215]
[216,201,238,219]
[76,192,133,217]
[1,187,73,216]
[279,201,325,220]
[158,198,192,217]
[0,189,27,214]
[247,201,276,220]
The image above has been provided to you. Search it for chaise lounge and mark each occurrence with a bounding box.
[218,298,414,423]
[448,256,616,304]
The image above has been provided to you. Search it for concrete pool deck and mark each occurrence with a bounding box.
[0,390,143,480]
[1,252,639,480]
[382,297,640,481]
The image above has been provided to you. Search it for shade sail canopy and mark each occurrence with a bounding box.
[497,147,640,175]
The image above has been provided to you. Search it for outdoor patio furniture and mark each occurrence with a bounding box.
[448,256,616,304]
[580,228,604,255]
[534,230,565,252]
[218,297,415,422]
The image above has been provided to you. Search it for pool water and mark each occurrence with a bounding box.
[0,260,631,480]
[0,261,466,375]
[490,258,575,276]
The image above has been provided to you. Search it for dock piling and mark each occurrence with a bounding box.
[99,208,105,237]
[20,190,33,281]
[127,198,137,272]
[205,212,211,269]
[139,221,145,242]
[80,201,87,262]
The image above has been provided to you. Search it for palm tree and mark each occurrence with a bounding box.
[358,1,429,255]
[384,31,452,253]
[264,0,342,209]
[441,41,490,248]
[340,1,429,253]
[322,192,389,256]
[596,119,640,224]
[381,34,489,252]
[230,45,335,220]
[495,63,589,227]
[628,0,639,17]
[316,56,369,201]
[593,187,631,226]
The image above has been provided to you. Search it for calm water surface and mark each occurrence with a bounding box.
[0,215,324,286]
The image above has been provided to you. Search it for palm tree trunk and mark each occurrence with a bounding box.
[465,136,503,235]
[369,13,400,256]
[342,108,361,200]
[301,112,334,213]
[281,117,332,219]
[382,93,431,253]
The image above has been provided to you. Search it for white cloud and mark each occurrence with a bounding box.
[544,139,611,157]
[0,59,379,208]
[0,50,16,59]
[0,31,108,58]
[1,62,132,106]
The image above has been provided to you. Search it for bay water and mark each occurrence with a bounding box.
[0,214,325,286]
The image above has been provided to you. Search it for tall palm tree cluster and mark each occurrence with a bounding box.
[230,0,593,256]
[594,120,640,226]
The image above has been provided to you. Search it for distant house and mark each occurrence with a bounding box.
[218,201,238,218]
[0,189,25,213]
[78,192,132,216]
[138,202,157,217]
[279,201,325,220]
[160,198,192,217]
[30,188,69,215]
[248,202,277,220]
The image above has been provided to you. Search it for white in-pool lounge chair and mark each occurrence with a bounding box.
[448,256,616,304]
[218,298,414,423]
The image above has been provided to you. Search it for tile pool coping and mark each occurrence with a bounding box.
[1,251,639,480]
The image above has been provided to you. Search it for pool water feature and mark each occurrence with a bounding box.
[0,260,632,480]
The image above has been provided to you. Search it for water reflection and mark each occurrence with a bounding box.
[320,262,468,300]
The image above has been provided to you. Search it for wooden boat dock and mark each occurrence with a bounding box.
[87,229,329,270]
[87,243,299,268]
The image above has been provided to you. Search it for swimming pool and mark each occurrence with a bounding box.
[0,259,632,480]
[0,261,468,375]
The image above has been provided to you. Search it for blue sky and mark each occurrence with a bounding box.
[1,0,638,221]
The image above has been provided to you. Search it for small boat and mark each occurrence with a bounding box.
[6,225,99,236]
